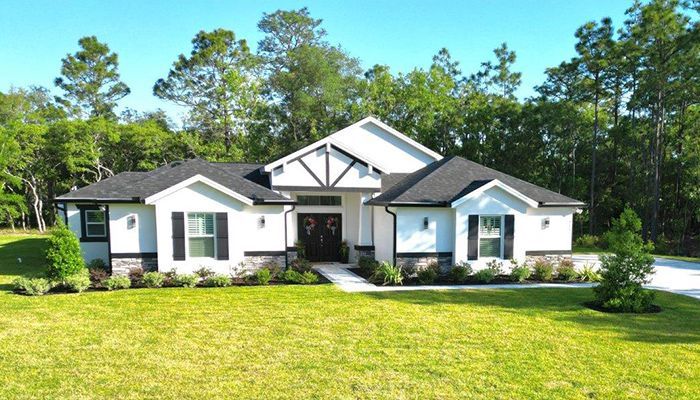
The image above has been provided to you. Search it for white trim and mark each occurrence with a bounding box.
[84,209,107,237]
[450,179,539,209]
[143,174,254,206]
[263,117,442,172]
[185,212,217,259]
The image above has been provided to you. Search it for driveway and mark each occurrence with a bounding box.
[573,255,700,300]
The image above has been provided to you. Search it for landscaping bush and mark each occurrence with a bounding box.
[204,274,231,287]
[63,269,91,293]
[263,262,282,280]
[340,240,349,263]
[485,259,503,275]
[128,267,144,285]
[173,274,199,288]
[358,256,379,274]
[449,262,472,283]
[370,262,403,286]
[254,268,272,285]
[87,258,107,269]
[300,271,319,284]
[510,265,531,283]
[594,208,656,313]
[282,269,303,283]
[89,267,109,288]
[194,267,215,279]
[532,259,554,282]
[556,259,577,282]
[290,258,312,273]
[13,276,52,296]
[577,264,601,282]
[104,276,131,290]
[294,240,306,259]
[574,234,599,248]
[417,262,440,284]
[141,272,165,288]
[45,220,85,280]
[474,268,496,283]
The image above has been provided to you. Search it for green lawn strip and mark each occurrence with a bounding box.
[0,234,48,289]
[0,234,698,398]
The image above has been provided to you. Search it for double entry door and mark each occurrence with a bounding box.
[297,213,342,262]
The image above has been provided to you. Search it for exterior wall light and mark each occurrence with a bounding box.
[423,217,429,230]
[127,214,137,229]
[259,216,266,229]
[542,217,550,229]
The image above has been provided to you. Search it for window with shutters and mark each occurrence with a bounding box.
[187,213,215,258]
[85,210,106,237]
[479,216,502,258]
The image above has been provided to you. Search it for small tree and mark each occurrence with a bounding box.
[594,208,655,313]
[45,220,85,280]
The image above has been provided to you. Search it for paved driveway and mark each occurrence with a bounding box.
[574,255,700,300]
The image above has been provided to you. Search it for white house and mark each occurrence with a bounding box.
[55,117,584,275]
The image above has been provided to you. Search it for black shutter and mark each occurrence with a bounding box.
[504,215,515,260]
[216,212,229,260]
[172,212,185,260]
[468,215,479,260]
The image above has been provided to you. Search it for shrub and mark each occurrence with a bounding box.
[300,271,319,284]
[173,274,199,288]
[282,269,304,283]
[254,268,272,285]
[87,258,107,269]
[63,269,91,293]
[574,234,599,248]
[194,267,215,279]
[128,267,144,285]
[556,260,577,282]
[141,272,165,288]
[400,264,417,280]
[594,208,656,313]
[510,265,531,283]
[358,256,379,274]
[577,264,601,282]
[104,276,131,290]
[370,262,403,286]
[485,259,503,275]
[290,258,312,273]
[89,267,109,288]
[45,221,84,280]
[417,262,440,284]
[294,240,305,259]
[474,268,496,283]
[162,269,178,286]
[204,274,231,287]
[449,262,472,283]
[532,259,554,282]
[13,276,52,296]
[339,240,349,262]
[263,262,282,280]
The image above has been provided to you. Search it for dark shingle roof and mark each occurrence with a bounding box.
[56,159,291,204]
[368,156,584,207]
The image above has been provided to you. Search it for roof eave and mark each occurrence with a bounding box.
[53,197,142,203]
[538,202,587,208]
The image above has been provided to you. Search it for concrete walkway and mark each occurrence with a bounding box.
[315,256,700,300]
[314,264,594,293]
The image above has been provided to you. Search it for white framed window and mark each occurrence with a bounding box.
[85,210,106,237]
[187,213,215,258]
[296,195,342,206]
[479,215,502,258]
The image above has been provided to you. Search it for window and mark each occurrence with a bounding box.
[187,213,215,258]
[85,210,106,237]
[296,195,341,206]
[479,216,502,258]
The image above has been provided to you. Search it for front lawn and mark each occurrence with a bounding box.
[1,235,699,399]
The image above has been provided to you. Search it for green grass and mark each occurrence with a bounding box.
[1,235,699,399]
[0,233,47,289]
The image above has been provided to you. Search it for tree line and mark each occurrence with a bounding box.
[0,1,698,255]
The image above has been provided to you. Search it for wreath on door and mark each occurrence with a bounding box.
[326,216,338,235]
[303,216,317,235]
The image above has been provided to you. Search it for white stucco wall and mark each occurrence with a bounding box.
[152,181,286,274]
[452,186,574,269]
[396,208,455,253]
[108,204,156,254]
[65,203,110,263]
[373,206,395,263]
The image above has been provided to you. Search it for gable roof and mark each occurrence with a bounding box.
[366,156,584,208]
[55,159,292,205]
[262,116,442,173]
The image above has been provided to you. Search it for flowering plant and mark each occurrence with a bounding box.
[303,216,317,235]
[326,216,337,234]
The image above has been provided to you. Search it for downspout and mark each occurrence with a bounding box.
[284,205,296,268]
[385,206,397,266]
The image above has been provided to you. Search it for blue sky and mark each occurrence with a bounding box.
[0,1,632,122]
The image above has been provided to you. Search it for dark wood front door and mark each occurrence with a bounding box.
[297,213,342,262]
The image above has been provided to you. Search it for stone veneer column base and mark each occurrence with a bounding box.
[395,252,453,273]
[354,245,375,262]
[111,255,158,276]
[524,251,573,267]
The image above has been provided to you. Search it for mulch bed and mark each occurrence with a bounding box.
[347,268,587,286]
